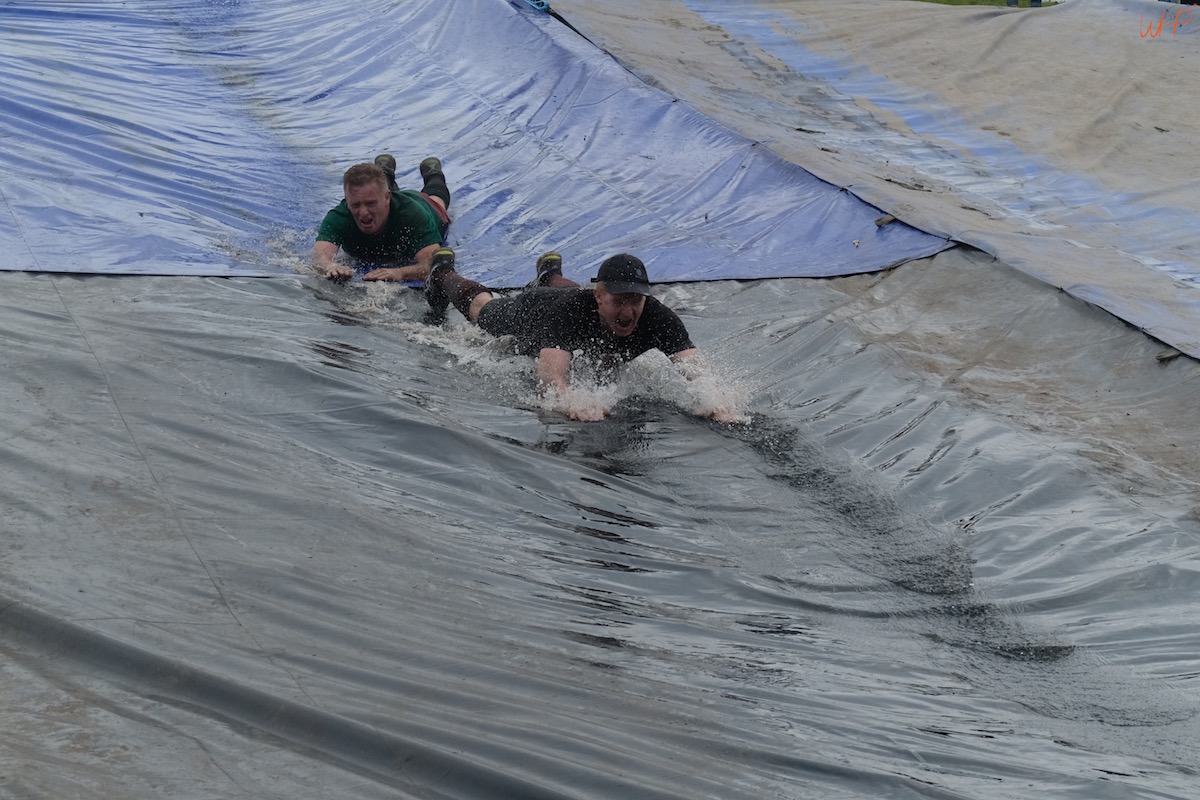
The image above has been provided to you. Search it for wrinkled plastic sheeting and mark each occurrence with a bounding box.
[0,0,948,281]
[662,0,1200,355]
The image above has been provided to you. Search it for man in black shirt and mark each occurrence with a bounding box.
[424,249,737,423]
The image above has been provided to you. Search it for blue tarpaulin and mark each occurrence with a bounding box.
[0,0,948,283]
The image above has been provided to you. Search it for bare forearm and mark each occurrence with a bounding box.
[362,244,439,283]
[312,241,350,279]
[536,349,609,421]
[670,348,704,376]
[362,263,427,282]
[536,348,572,395]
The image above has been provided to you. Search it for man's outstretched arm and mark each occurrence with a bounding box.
[362,243,440,283]
[536,347,573,396]
[536,347,610,422]
[670,349,742,424]
[312,240,352,280]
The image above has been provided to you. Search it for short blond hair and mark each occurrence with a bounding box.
[342,163,388,192]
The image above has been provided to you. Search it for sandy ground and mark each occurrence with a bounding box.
[549,0,1200,512]
[550,0,1200,246]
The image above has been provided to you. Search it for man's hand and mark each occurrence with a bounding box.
[321,263,353,280]
[702,406,741,424]
[566,401,611,422]
[361,267,402,282]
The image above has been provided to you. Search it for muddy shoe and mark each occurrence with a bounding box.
[526,251,563,288]
[423,247,456,324]
[419,156,443,180]
[375,153,398,191]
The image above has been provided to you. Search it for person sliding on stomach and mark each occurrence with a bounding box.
[423,248,739,423]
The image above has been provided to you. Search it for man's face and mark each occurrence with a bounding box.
[344,179,391,235]
[594,285,646,337]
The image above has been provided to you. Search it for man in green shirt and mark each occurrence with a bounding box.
[313,155,451,282]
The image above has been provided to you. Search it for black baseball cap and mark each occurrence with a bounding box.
[593,253,651,295]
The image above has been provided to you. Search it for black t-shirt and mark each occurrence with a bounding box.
[478,288,695,367]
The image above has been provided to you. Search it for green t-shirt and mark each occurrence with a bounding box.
[316,190,444,264]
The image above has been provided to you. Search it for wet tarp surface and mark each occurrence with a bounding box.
[3,1,1200,799]
[7,255,1200,800]
[0,0,946,282]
